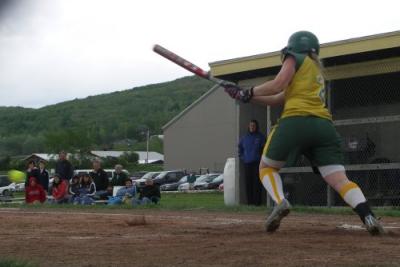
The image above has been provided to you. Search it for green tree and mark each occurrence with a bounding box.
[121,151,139,164]
[69,153,93,169]
[0,76,213,157]
[0,156,11,171]
[9,158,26,171]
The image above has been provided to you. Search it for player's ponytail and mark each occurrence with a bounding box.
[309,52,326,79]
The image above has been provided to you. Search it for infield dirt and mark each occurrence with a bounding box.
[1,208,400,267]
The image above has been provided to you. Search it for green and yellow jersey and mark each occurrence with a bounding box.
[281,55,332,120]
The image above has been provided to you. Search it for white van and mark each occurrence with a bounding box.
[74,169,129,181]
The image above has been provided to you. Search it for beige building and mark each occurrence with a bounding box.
[164,31,400,205]
[163,86,239,173]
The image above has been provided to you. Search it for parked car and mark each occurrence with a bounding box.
[130,171,148,180]
[135,172,161,188]
[207,174,223,190]
[160,175,200,191]
[194,174,223,190]
[0,175,16,196]
[152,170,186,186]
[178,173,220,191]
[15,183,25,192]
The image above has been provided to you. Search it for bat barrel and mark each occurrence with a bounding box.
[153,44,233,87]
[153,44,209,79]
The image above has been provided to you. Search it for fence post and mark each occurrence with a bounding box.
[327,185,334,208]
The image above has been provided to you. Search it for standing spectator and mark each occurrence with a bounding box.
[90,159,110,199]
[187,172,197,190]
[55,151,73,182]
[134,178,161,205]
[25,160,39,187]
[51,174,69,204]
[108,179,136,205]
[37,160,50,192]
[110,164,128,186]
[25,177,46,204]
[79,173,96,205]
[69,175,81,204]
[238,120,266,206]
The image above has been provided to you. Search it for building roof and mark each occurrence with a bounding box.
[132,151,164,162]
[137,159,164,164]
[90,150,164,162]
[90,150,125,158]
[209,31,400,79]
[25,151,164,164]
[24,153,70,161]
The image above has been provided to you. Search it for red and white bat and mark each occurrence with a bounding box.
[153,44,230,86]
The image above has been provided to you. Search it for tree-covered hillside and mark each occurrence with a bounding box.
[0,76,213,156]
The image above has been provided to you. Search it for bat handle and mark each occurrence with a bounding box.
[209,76,234,87]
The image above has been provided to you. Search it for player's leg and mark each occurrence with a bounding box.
[259,123,289,206]
[259,160,291,232]
[259,160,285,205]
[319,167,384,235]
[259,120,299,232]
[310,118,384,235]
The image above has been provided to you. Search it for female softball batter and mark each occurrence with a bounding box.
[224,31,384,235]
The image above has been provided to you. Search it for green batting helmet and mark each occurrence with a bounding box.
[284,31,320,55]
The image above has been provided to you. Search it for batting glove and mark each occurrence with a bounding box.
[223,83,253,103]
[237,88,253,103]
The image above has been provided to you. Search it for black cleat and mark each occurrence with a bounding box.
[265,199,291,233]
[364,215,385,236]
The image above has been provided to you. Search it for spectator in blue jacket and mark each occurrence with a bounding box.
[108,179,136,205]
[239,119,266,206]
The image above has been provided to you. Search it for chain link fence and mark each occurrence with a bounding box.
[270,68,400,207]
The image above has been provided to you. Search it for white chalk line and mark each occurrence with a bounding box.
[337,223,400,231]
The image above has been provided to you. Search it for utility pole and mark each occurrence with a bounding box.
[146,128,150,164]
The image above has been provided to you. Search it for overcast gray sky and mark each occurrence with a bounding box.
[0,0,399,108]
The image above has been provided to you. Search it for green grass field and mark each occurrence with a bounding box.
[0,259,38,267]
[5,191,400,217]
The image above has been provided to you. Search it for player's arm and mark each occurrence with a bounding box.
[252,56,296,97]
[251,91,285,106]
[223,56,295,103]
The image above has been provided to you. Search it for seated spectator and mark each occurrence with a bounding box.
[68,175,81,205]
[25,177,46,204]
[90,159,111,200]
[51,174,69,204]
[108,179,136,205]
[110,164,128,186]
[78,173,96,205]
[133,178,161,205]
